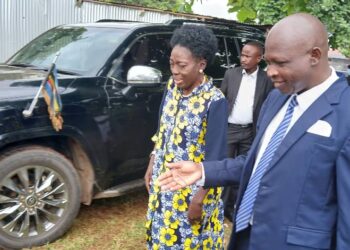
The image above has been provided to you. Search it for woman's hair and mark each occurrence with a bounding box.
[170,24,218,65]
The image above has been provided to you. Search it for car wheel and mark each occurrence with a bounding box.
[0,146,81,249]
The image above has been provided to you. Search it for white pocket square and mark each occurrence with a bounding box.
[307,120,332,137]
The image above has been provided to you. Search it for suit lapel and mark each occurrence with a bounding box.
[254,94,289,145]
[265,77,347,173]
[235,77,347,216]
[238,94,289,192]
[264,96,332,173]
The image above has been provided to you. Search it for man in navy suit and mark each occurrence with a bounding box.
[158,13,350,250]
[220,42,273,220]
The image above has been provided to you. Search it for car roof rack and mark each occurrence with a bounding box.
[166,18,267,33]
[167,18,236,26]
[96,19,143,23]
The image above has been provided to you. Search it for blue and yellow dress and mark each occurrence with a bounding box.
[146,76,227,250]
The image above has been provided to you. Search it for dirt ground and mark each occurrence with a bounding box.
[26,190,232,250]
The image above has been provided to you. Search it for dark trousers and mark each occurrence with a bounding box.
[222,123,253,221]
[229,226,251,250]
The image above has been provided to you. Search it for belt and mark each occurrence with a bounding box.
[228,123,253,128]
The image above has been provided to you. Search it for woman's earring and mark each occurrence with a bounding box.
[199,69,204,73]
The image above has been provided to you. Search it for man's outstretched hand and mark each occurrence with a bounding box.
[157,161,203,191]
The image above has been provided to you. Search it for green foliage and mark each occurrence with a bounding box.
[225,0,350,57]
[306,0,350,57]
[178,0,200,13]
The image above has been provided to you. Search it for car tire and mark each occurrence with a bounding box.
[0,146,81,249]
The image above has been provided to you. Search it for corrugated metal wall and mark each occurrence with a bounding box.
[0,0,193,62]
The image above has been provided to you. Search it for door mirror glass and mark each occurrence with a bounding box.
[127,65,162,86]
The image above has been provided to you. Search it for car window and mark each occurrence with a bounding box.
[329,57,350,74]
[115,34,172,82]
[8,26,128,76]
[225,37,243,68]
[205,36,228,79]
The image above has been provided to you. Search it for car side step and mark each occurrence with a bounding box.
[93,179,145,199]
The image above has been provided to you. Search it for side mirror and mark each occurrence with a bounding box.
[127,65,162,87]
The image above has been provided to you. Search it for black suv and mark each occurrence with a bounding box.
[0,18,265,249]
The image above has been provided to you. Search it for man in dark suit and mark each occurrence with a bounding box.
[220,42,273,220]
[158,13,350,250]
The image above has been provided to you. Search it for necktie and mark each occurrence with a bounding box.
[235,95,298,232]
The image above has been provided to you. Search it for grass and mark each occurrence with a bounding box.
[26,190,232,250]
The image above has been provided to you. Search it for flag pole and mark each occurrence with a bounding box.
[22,52,60,118]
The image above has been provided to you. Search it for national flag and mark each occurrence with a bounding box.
[42,63,63,131]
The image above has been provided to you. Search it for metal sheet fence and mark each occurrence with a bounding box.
[0,0,194,62]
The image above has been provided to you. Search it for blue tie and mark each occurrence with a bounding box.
[235,95,298,232]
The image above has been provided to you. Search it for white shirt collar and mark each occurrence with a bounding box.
[296,67,338,112]
[242,67,259,77]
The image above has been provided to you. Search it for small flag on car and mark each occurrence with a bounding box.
[22,52,63,131]
[42,63,63,131]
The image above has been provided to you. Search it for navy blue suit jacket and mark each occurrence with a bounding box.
[204,76,350,250]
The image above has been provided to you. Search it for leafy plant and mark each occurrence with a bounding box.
[226,0,350,57]
[183,0,349,56]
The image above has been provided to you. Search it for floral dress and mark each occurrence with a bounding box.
[146,76,227,250]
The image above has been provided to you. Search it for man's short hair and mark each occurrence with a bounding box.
[245,41,264,56]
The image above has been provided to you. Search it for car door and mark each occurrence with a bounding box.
[103,33,172,186]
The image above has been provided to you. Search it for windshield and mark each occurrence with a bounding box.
[7,26,128,75]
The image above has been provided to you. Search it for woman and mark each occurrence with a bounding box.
[145,25,227,250]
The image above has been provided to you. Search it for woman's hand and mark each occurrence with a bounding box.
[188,187,208,225]
[144,155,155,193]
[188,197,203,224]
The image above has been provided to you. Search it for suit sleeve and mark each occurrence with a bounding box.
[203,155,246,187]
[336,136,350,249]
[204,98,228,161]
